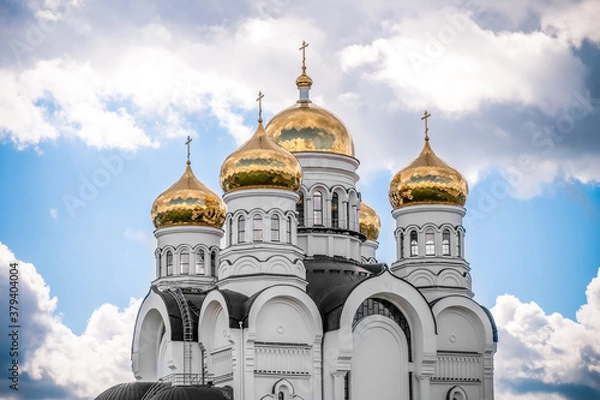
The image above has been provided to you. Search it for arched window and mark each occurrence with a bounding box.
[353,297,412,361]
[180,250,190,274]
[237,216,246,243]
[287,216,293,243]
[313,191,323,225]
[457,230,462,258]
[271,214,280,242]
[345,201,350,229]
[196,249,205,275]
[399,232,404,259]
[331,193,339,228]
[157,252,162,277]
[166,250,173,275]
[253,214,263,242]
[228,218,233,246]
[210,251,217,277]
[410,231,418,257]
[296,194,304,226]
[425,229,435,256]
[442,229,451,256]
[278,392,284,400]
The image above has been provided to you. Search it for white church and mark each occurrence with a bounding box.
[96,44,497,400]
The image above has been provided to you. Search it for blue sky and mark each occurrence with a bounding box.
[1,1,600,399]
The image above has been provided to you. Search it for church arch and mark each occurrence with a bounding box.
[132,291,173,381]
[447,385,468,400]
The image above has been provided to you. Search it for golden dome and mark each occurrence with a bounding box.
[388,139,468,209]
[295,71,313,88]
[151,163,226,229]
[359,201,381,241]
[220,121,302,193]
[265,101,355,157]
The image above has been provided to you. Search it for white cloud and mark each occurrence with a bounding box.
[50,208,58,219]
[492,268,600,398]
[338,8,586,115]
[0,242,140,399]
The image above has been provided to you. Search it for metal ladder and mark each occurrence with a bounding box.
[168,287,194,385]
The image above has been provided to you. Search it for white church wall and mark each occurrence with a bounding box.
[351,315,410,400]
[246,286,323,400]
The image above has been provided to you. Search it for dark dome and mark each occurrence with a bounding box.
[147,385,233,400]
[95,382,155,400]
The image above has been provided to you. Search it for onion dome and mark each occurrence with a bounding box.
[94,382,155,400]
[144,385,233,400]
[265,42,355,157]
[151,161,226,230]
[388,112,468,209]
[219,120,302,194]
[359,201,381,241]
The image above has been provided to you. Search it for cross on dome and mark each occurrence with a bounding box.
[257,91,265,123]
[421,110,432,141]
[185,135,192,165]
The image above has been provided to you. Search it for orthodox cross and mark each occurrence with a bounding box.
[299,40,309,72]
[185,135,192,164]
[257,91,264,123]
[421,110,432,141]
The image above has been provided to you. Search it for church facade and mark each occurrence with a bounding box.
[119,48,496,400]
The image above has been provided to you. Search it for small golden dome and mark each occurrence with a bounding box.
[295,71,313,88]
[359,201,381,241]
[151,163,226,229]
[265,101,355,157]
[220,122,302,193]
[389,139,468,209]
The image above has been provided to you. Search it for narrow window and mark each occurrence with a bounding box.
[278,393,284,400]
[442,229,451,256]
[344,371,350,400]
[157,252,162,277]
[238,216,246,243]
[210,251,217,277]
[345,201,350,229]
[253,214,263,242]
[287,216,293,243]
[313,192,323,225]
[271,214,280,242]
[296,194,304,226]
[228,218,233,246]
[166,250,173,275]
[400,232,404,259]
[331,193,339,228]
[180,250,190,274]
[196,249,205,275]
[425,230,435,256]
[410,231,418,257]
[457,231,462,258]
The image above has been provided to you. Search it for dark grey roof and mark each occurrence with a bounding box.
[145,385,233,400]
[304,255,380,331]
[151,286,207,341]
[94,382,154,400]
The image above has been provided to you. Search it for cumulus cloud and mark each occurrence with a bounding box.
[0,242,140,399]
[492,268,600,399]
[49,208,58,219]
[0,0,599,199]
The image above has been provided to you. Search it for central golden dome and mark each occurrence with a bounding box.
[151,163,226,229]
[359,201,381,241]
[220,121,302,193]
[265,101,355,157]
[388,138,468,209]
